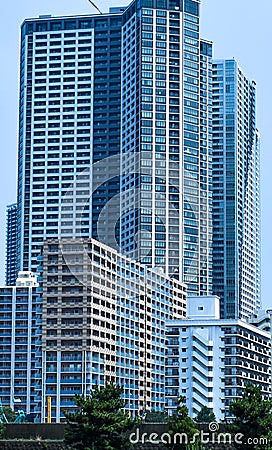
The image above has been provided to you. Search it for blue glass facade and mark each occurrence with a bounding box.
[120,0,213,295]
[212,60,260,319]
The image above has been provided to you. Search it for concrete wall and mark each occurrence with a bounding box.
[3,424,65,440]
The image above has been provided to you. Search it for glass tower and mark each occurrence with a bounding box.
[212,59,260,319]
[120,0,213,295]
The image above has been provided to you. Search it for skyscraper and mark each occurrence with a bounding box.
[17,9,123,276]
[212,59,260,319]
[119,0,213,295]
[16,0,213,296]
[6,203,18,286]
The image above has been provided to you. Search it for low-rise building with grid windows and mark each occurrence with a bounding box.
[166,296,271,421]
[0,272,40,419]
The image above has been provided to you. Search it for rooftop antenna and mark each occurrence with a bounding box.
[87,0,103,14]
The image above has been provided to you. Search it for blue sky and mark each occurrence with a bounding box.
[0,0,271,308]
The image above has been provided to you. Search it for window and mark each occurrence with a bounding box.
[36,23,48,32]
[50,22,62,31]
[156,0,167,8]
[79,23,92,31]
[184,0,199,16]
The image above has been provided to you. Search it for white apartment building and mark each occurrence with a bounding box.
[166,296,271,421]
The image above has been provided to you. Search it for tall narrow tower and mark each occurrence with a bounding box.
[212,59,260,319]
[17,11,123,274]
[120,0,213,295]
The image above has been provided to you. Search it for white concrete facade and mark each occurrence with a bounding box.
[166,296,271,421]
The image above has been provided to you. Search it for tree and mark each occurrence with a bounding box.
[229,384,272,449]
[167,396,201,450]
[64,382,138,450]
[5,406,18,422]
[195,406,216,424]
[0,406,17,423]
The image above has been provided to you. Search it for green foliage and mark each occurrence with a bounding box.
[3,406,17,423]
[64,382,138,450]
[145,410,168,423]
[229,384,272,449]
[167,396,201,450]
[194,406,216,424]
[0,406,17,423]
[0,422,6,438]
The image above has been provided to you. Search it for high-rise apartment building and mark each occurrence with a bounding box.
[17,9,123,277]
[6,203,18,286]
[212,60,260,319]
[15,0,213,296]
[119,0,213,295]
[37,237,186,422]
